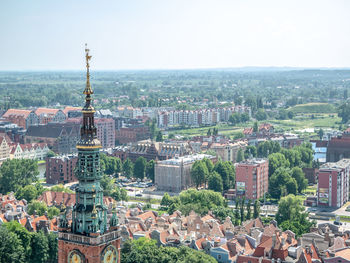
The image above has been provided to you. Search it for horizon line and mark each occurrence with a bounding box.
[1,66,350,72]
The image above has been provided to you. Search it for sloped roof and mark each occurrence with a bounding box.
[35,108,59,116]
[3,109,32,118]
[63,106,81,115]
[26,123,79,138]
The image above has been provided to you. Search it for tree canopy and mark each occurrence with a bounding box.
[276,194,315,237]
[121,237,217,263]
[0,159,39,194]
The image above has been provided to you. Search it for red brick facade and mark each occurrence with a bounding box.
[236,159,269,200]
[58,237,121,263]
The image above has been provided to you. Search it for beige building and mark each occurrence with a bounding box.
[155,154,216,192]
[9,143,49,160]
[0,136,10,165]
[209,140,247,163]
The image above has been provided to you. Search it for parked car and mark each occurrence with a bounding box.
[136,193,142,197]
[334,221,343,225]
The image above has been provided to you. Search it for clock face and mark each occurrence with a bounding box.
[68,250,83,263]
[101,245,118,263]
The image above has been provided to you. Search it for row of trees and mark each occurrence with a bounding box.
[228,112,250,125]
[121,237,216,263]
[160,189,226,216]
[101,154,156,182]
[241,141,312,199]
[191,159,235,192]
[161,189,261,226]
[0,221,57,263]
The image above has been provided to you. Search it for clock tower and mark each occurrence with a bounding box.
[58,45,121,263]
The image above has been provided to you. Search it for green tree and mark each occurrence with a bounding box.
[47,232,58,263]
[268,153,290,176]
[27,201,48,216]
[177,189,226,216]
[15,185,38,203]
[286,177,298,195]
[134,157,147,180]
[190,160,209,189]
[291,167,308,193]
[111,187,129,202]
[156,131,163,142]
[46,150,56,158]
[202,158,214,173]
[208,172,223,193]
[212,206,235,223]
[146,160,155,182]
[244,145,257,159]
[101,154,123,176]
[49,184,74,193]
[214,161,235,191]
[29,231,49,263]
[121,237,216,263]
[4,221,31,261]
[47,207,60,219]
[253,200,260,219]
[281,148,302,168]
[161,192,172,207]
[246,199,252,220]
[240,198,245,223]
[123,158,134,179]
[0,226,25,263]
[338,101,350,123]
[253,121,258,133]
[276,195,315,237]
[255,109,267,121]
[0,159,39,194]
[269,167,295,199]
[207,128,212,136]
[318,128,324,139]
[100,174,116,196]
[236,148,244,162]
[234,208,240,226]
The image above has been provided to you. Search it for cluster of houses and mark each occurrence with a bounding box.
[0,134,49,165]
[3,189,350,263]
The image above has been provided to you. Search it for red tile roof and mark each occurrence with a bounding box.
[35,108,59,116]
[3,109,32,118]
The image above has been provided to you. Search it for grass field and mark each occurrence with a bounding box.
[289,103,336,114]
[168,113,341,138]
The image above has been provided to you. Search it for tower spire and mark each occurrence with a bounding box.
[84,43,93,96]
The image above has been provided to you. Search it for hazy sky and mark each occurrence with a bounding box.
[0,0,349,70]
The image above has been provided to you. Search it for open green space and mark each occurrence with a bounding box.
[169,113,340,138]
[289,103,336,114]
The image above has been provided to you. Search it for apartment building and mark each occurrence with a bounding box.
[46,155,78,184]
[235,158,269,200]
[155,154,216,192]
[317,159,350,208]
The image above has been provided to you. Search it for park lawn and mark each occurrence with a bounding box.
[289,103,336,114]
[169,123,248,138]
[167,113,340,138]
[270,114,340,132]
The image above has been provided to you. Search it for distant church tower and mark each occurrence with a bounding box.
[58,44,121,263]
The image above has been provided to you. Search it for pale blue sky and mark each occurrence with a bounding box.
[0,0,349,70]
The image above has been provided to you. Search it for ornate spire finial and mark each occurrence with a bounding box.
[84,43,93,96]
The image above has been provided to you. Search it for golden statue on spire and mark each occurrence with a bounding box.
[84,43,93,96]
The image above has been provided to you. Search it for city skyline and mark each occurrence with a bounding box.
[0,0,349,70]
